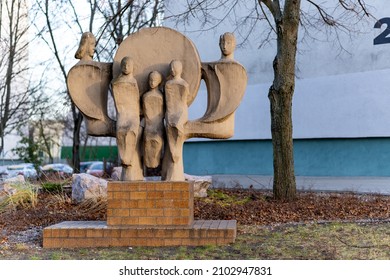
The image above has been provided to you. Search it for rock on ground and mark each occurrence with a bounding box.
[184,173,212,198]
[71,173,108,203]
[2,175,26,195]
[111,166,121,181]
[110,167,211,197]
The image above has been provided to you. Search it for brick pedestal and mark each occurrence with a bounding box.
[43,181,237,248]
[107,181,194,227]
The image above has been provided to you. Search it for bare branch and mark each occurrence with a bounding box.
[306,0,337,26]
[259,0,275,17]
[68,0,83,34]
[259,0,277,34]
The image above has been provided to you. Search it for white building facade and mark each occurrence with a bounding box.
[163,1,390,176]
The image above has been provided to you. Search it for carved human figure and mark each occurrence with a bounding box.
[75,32,96,61]
[188,31,246,139]
[162,60,189,181]
[142,71,165,169]
[68,32,116,137]
[112,56,143,181]
[219,32,236,61]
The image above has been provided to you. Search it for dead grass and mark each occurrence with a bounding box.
[0,222,388,260]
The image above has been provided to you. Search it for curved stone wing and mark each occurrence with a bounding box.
[200,61,247,123]
[67,61,112,120]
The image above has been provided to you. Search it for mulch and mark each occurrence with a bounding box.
[0,188,389,233]
[195,188,390,225]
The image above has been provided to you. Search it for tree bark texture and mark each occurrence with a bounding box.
[269,0,301,201]
[72,105,83,173]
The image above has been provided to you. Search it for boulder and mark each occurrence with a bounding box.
[110,167,211,197]
[111,166,122,181]
[184,173,212,198]
[2,175,25,195]
[71,173,108,203]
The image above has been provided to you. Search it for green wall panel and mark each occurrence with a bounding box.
[62,138,390,176]
[61,146,118,162]
[183,138,390,176]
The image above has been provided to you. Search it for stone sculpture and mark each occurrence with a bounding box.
[219,32,236,61]
[67,27,247,181]
[112,56,144,181]
[187,31,247,137]
[67,32,115,137]
[162,60,190,181]
[142,71,165,170]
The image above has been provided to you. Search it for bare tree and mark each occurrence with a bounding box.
[32,0,163,172]
[0,0,46,157]
[166,0,371,200]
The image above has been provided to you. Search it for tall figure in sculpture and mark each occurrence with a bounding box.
[142,71,165,170]
[112,56,144,181]
[162,60,189,181]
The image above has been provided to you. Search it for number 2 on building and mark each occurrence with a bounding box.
[374,18,390,45]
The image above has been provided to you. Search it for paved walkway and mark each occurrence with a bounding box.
[211,175,390,195]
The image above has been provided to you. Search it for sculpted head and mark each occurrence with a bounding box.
[170,60,183,78]
[149,71,162,89]
[75,32,96,61]
[120,56,134,75]
[219,32,236,59]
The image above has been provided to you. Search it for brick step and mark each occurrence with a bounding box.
[43,220,236,248]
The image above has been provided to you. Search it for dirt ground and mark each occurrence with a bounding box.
[0,187,389,251]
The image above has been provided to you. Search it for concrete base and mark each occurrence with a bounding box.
[43,220,236,248]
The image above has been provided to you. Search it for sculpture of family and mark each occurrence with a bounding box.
[67,27,247,182]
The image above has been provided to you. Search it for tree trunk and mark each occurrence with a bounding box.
[269,0,301,201]
[0,133,4,157]
[72,104,83,173]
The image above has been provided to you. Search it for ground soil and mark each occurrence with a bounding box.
[0,188,389,249]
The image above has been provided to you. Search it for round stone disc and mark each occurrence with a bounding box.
[113,27,201,106]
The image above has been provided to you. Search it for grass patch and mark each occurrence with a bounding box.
[1,222,388,260]
[205,189,253,206]
[0,182,39,212]
[41,182,66,193]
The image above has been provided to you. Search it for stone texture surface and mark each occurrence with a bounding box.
[111,167,121,181]
[2,175,25,195]
[184,173,212,198]
[162,60,189,181]
[112,56,144,181]
[67,32,115,137]
[113,27,201,106]
[142,71,165,169]
[71,173,108,203]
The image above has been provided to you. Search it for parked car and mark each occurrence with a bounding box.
[86,161,114,178]
[80,161,100,173]
[0,166,8,180]
[4,163,38,179]
[41,163,73,178]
